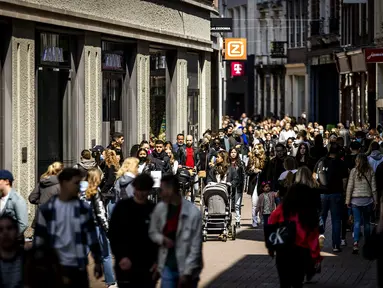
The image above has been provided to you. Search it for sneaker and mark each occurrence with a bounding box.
[108,284,118,288]
[333,246,342,253]
[341,239,347,246]
[236,222,241,228]
[352,242,359,254]
[319,235,325,249]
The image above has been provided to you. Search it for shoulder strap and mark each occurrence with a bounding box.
[362,174,372,192]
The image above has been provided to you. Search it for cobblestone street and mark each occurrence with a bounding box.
[89,194,378,287]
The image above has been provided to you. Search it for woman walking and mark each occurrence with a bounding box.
[346,153,378,254]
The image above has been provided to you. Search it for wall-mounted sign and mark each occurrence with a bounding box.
[102,53,123,70]
[270,41,287,58]
[231,62,245,77]
[225,38,247,60]
[211,18,233,32]
[365,48,383,63]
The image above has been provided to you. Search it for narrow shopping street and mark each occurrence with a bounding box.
[89,195,377,288]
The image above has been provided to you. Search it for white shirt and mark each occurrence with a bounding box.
[53,199,78,267]
[0,193,10,214]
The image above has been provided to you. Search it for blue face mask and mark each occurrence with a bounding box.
[79,181,88,193]
[100,154,105,161]
[356,138,362,143]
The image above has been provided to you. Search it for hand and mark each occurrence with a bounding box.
[178,165,183,169]
[178,275,192,288]
[119,257,132,271]
[347,204,351,209]
[209,162,214,167]
[94,263,103,279]
[150,263,159,281]
[163,236,174,249]
[373,202,378,211]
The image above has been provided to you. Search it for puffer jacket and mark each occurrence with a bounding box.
[86,189,109,232]
[368,150,383,172]
[346,168,377,205]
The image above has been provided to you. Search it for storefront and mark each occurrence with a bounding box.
[36,31,77,177]
[101,41,127,146]
[335,49,373,127]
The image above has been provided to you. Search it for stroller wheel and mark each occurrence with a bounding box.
[231,224,236,241]
[221,235,227,242]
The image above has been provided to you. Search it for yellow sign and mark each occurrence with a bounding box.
[224,38,247,60]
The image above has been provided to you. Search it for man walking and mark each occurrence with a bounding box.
[149,175,203,288]
[33,168,102,288]
[0,170,28,244]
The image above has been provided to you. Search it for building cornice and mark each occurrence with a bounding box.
[0,0,213,52]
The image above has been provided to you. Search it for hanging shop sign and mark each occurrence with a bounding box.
[231,62,245,77]
[224,38,247,60]
[365,48,383,63]
[335,52,351,74]
[270,41,287,58]
[211,18,233,32]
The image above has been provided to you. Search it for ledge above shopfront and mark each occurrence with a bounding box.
[0,0,213,52]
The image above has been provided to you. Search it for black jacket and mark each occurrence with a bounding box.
[207,165,235,184]
[90,191,109,232]
[100,165,117,200]
[176,146,198,167]
[149,151,171,174]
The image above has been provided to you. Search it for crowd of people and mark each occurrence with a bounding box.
[1,113,383,287]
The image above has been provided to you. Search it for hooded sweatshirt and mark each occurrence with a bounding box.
[74,159,98,175]
[29,176,60,207]
[114,172,136,200]
[368,150,383,172]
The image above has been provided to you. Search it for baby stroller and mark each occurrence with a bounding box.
[201,182,236,242]
[177,166,196,202]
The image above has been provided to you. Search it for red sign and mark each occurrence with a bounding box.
[365,48,383,63]
[231,62,245,77]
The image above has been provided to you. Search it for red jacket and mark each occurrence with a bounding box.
[268,205,321,261]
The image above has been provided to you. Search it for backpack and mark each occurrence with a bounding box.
[117,179,135,201]
[316,157,334,191]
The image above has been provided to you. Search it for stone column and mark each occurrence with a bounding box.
[135,41,150,143]
[199,52,211,139]
[11,19,36,222]
[83,33,102,148]
[166,48,188,142]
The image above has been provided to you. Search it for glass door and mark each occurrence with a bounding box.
[102,72,123,140]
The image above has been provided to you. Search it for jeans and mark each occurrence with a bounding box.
[352,204,373,242]
[96,226,116,285]
[235,191,243,223]
[107,200,116,219]
[161,267,198,288]
[321,193,342,248]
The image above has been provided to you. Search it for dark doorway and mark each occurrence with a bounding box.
[37,68,69,177]
[102,72,123,137]
[227,93,245,119]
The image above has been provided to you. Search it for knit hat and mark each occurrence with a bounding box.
[0,170,14,182]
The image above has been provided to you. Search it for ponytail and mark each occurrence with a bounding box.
[40,162,64,180]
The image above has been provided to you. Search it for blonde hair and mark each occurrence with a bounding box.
[165,149,175,165]
[116,157,139,178]
[295,166,319,188]
[104,149,120,169]
[40,162,64,180]
[85,168,102,199]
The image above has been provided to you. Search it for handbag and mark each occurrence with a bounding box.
[264,213,296,251]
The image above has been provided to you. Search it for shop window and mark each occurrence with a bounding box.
[39,32,70,68]
[150,51,167,140]
[186,53,200,140]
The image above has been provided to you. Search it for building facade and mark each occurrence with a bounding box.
[0,0,215,220]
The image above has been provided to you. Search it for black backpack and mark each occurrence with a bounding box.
[316,157,334,191]
[117,179,135,201]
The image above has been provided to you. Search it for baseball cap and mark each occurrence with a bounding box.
[91,145,105,153]
[0,170,14,182]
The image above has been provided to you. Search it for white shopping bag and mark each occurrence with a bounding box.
[151,171,162,188]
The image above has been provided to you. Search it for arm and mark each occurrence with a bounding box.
[33,209,48,247]
[149,204,165,246]
[92,193,109,232]
[28,184,41,205]
[345,169,355,205]
[183,212,203,276]
[14,197,28,233]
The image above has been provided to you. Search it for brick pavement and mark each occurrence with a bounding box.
[89,194,378,288]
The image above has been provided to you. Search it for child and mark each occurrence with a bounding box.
[255,181,278,226]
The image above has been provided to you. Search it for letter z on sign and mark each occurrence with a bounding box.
[225,38,247,60]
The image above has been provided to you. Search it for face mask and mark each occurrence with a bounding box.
[319,130,324,135]
[139,156,147,162]
[100,154,105,161]
[79,181,88,193]
[219,136,224,139]
[356,138,362,143]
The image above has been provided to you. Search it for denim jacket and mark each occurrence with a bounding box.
[149,198,203,278]
[1,189,28,234]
